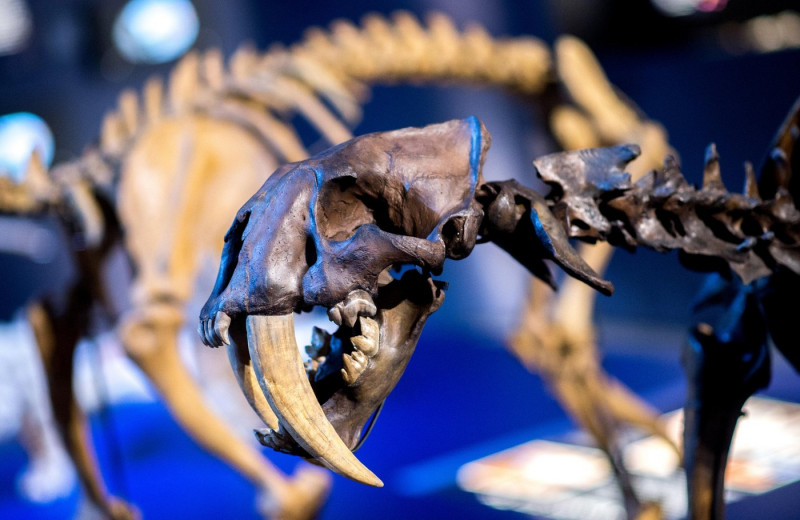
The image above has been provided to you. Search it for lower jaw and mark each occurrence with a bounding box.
[227,268,445,485]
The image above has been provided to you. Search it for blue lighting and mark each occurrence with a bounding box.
[0,112,54,182]
[113,0,199,64]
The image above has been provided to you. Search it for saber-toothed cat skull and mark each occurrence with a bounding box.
[199,118,611,486]
[199,118,490,486]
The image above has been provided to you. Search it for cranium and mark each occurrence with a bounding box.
[198,117,616,487]
[199,118,490,486]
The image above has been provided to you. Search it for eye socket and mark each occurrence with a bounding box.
[316,176,441,241]
[316,178,379,241]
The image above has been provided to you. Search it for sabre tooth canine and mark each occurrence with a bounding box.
[245,314,383,487]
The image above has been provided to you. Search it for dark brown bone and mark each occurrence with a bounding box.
[258,271,446,456]
[680,98,800,520]
[318,272,445,449]
[199,118,614,484]
[477,179,613,295]
[201,117,489,319]
[199,118,493,485]
[683,275,771,520]
[200,116,800,489]
[534,98,800,520]
[532,144,800,284]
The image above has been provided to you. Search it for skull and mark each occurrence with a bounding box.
[199,118,489,486]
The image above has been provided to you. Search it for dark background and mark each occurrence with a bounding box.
[1,1,799,519]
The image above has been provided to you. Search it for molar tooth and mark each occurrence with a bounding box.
[350,335,377,357]
[358,316,379,340]
[304,356,325,374]
[305,326,331,374]
[304,343,320,359]
[310,326,331,350]
[340,290,377,328]
[342,310,359,328]
[351,349,367,365]
[341,355,356,384]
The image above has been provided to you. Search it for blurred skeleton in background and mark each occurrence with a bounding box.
[0,12,678,520]
[510,36,677,520]
[0,316,75,502]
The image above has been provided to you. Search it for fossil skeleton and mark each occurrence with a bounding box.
[537,100,800,520]
[1,11,687,520]
[200,109,799,516]
[500,104,800,519]
[680,98,800,520]
[198,117,612,486]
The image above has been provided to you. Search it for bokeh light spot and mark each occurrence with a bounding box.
[0,0,33,55]
[113,0,199,64]
[0,112,54,182]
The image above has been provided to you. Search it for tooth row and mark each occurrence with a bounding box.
[341,316,380,386]
[351,316,379,356]
[341,349,368,386]
[328,289,377,328]
[246,313,383,486]
[199,310,231,348]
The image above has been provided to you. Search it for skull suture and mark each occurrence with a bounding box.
[199,118,490,486]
